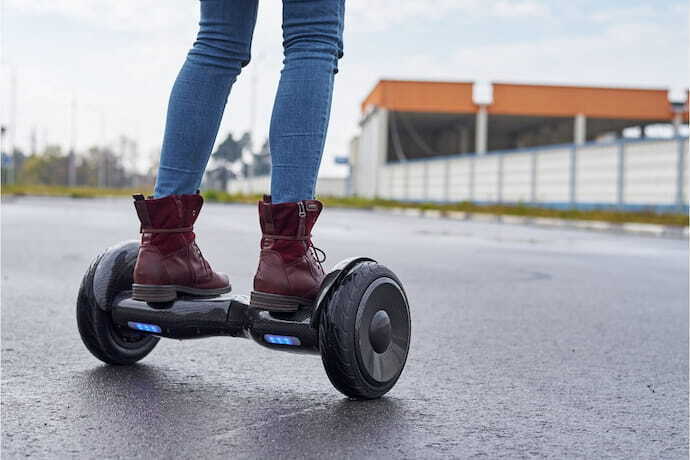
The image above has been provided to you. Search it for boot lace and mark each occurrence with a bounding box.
[308,239,327,267]
[193,243,212,274]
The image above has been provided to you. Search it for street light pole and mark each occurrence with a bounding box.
[8,70,17,184]
[98,110,106,187]
[1,125,6,184]
[248,64,258,182]
[68,95,77,186]
[248,51,267,183]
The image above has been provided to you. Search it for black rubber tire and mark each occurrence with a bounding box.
[319,262,411,399]
[76,248,159,365]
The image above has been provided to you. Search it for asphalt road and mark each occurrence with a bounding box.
[2,196,688,459]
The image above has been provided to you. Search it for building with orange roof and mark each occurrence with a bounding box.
[350,80,688,207]
[359,79,687,161]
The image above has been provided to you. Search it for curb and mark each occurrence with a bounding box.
[373,206,688,239]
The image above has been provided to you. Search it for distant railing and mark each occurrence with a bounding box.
[375,137,688,212]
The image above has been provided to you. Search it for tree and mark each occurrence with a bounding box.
[206,132,252,191]
[212,132,251,164]
[18,145,68,185]
[13,144,143,188]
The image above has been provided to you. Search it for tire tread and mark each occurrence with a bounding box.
[76,248,158,365]
[319,262,409,399]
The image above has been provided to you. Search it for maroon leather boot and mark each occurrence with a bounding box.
[250,195,325,312]
[131,193,231,302]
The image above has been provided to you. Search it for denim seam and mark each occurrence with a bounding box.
[157,165,200,174]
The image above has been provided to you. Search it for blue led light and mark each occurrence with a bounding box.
[127,321,162,334]
[264,334,301,346]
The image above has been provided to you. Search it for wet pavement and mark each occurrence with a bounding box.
[2,196,688,458]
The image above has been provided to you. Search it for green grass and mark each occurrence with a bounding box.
[203,190,688,227]
[2,184,687,227]
[1,184,152,199]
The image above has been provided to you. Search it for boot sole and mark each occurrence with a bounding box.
[250,291,313,312]
[132,283,232,303]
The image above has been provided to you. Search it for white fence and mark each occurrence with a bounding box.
[375,137,688,210]
[227,176,348,197]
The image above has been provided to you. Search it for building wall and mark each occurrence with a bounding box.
[352,108,388,198]
[356,137,689,210]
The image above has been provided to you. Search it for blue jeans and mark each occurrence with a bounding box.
[154,0,344,204]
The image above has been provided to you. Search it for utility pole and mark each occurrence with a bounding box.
[1,125,6,184]
[0,0,5,67]
[247,52,267,181]
[0,0,5,182]
[98,111,106,187]
[30,126,36,155]
[8,70,17,184]
[119,135,127,188]
[68,95,77,186]
[248,68,258,180]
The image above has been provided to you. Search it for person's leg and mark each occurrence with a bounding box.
[154,0,259,198]
[269,0,345,204]
[134,1,259,302]
[250,0,344,312]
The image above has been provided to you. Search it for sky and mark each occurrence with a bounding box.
[1,0,688,177]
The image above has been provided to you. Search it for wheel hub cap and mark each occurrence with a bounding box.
[355,277,411,384]
[369,310,392,353]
